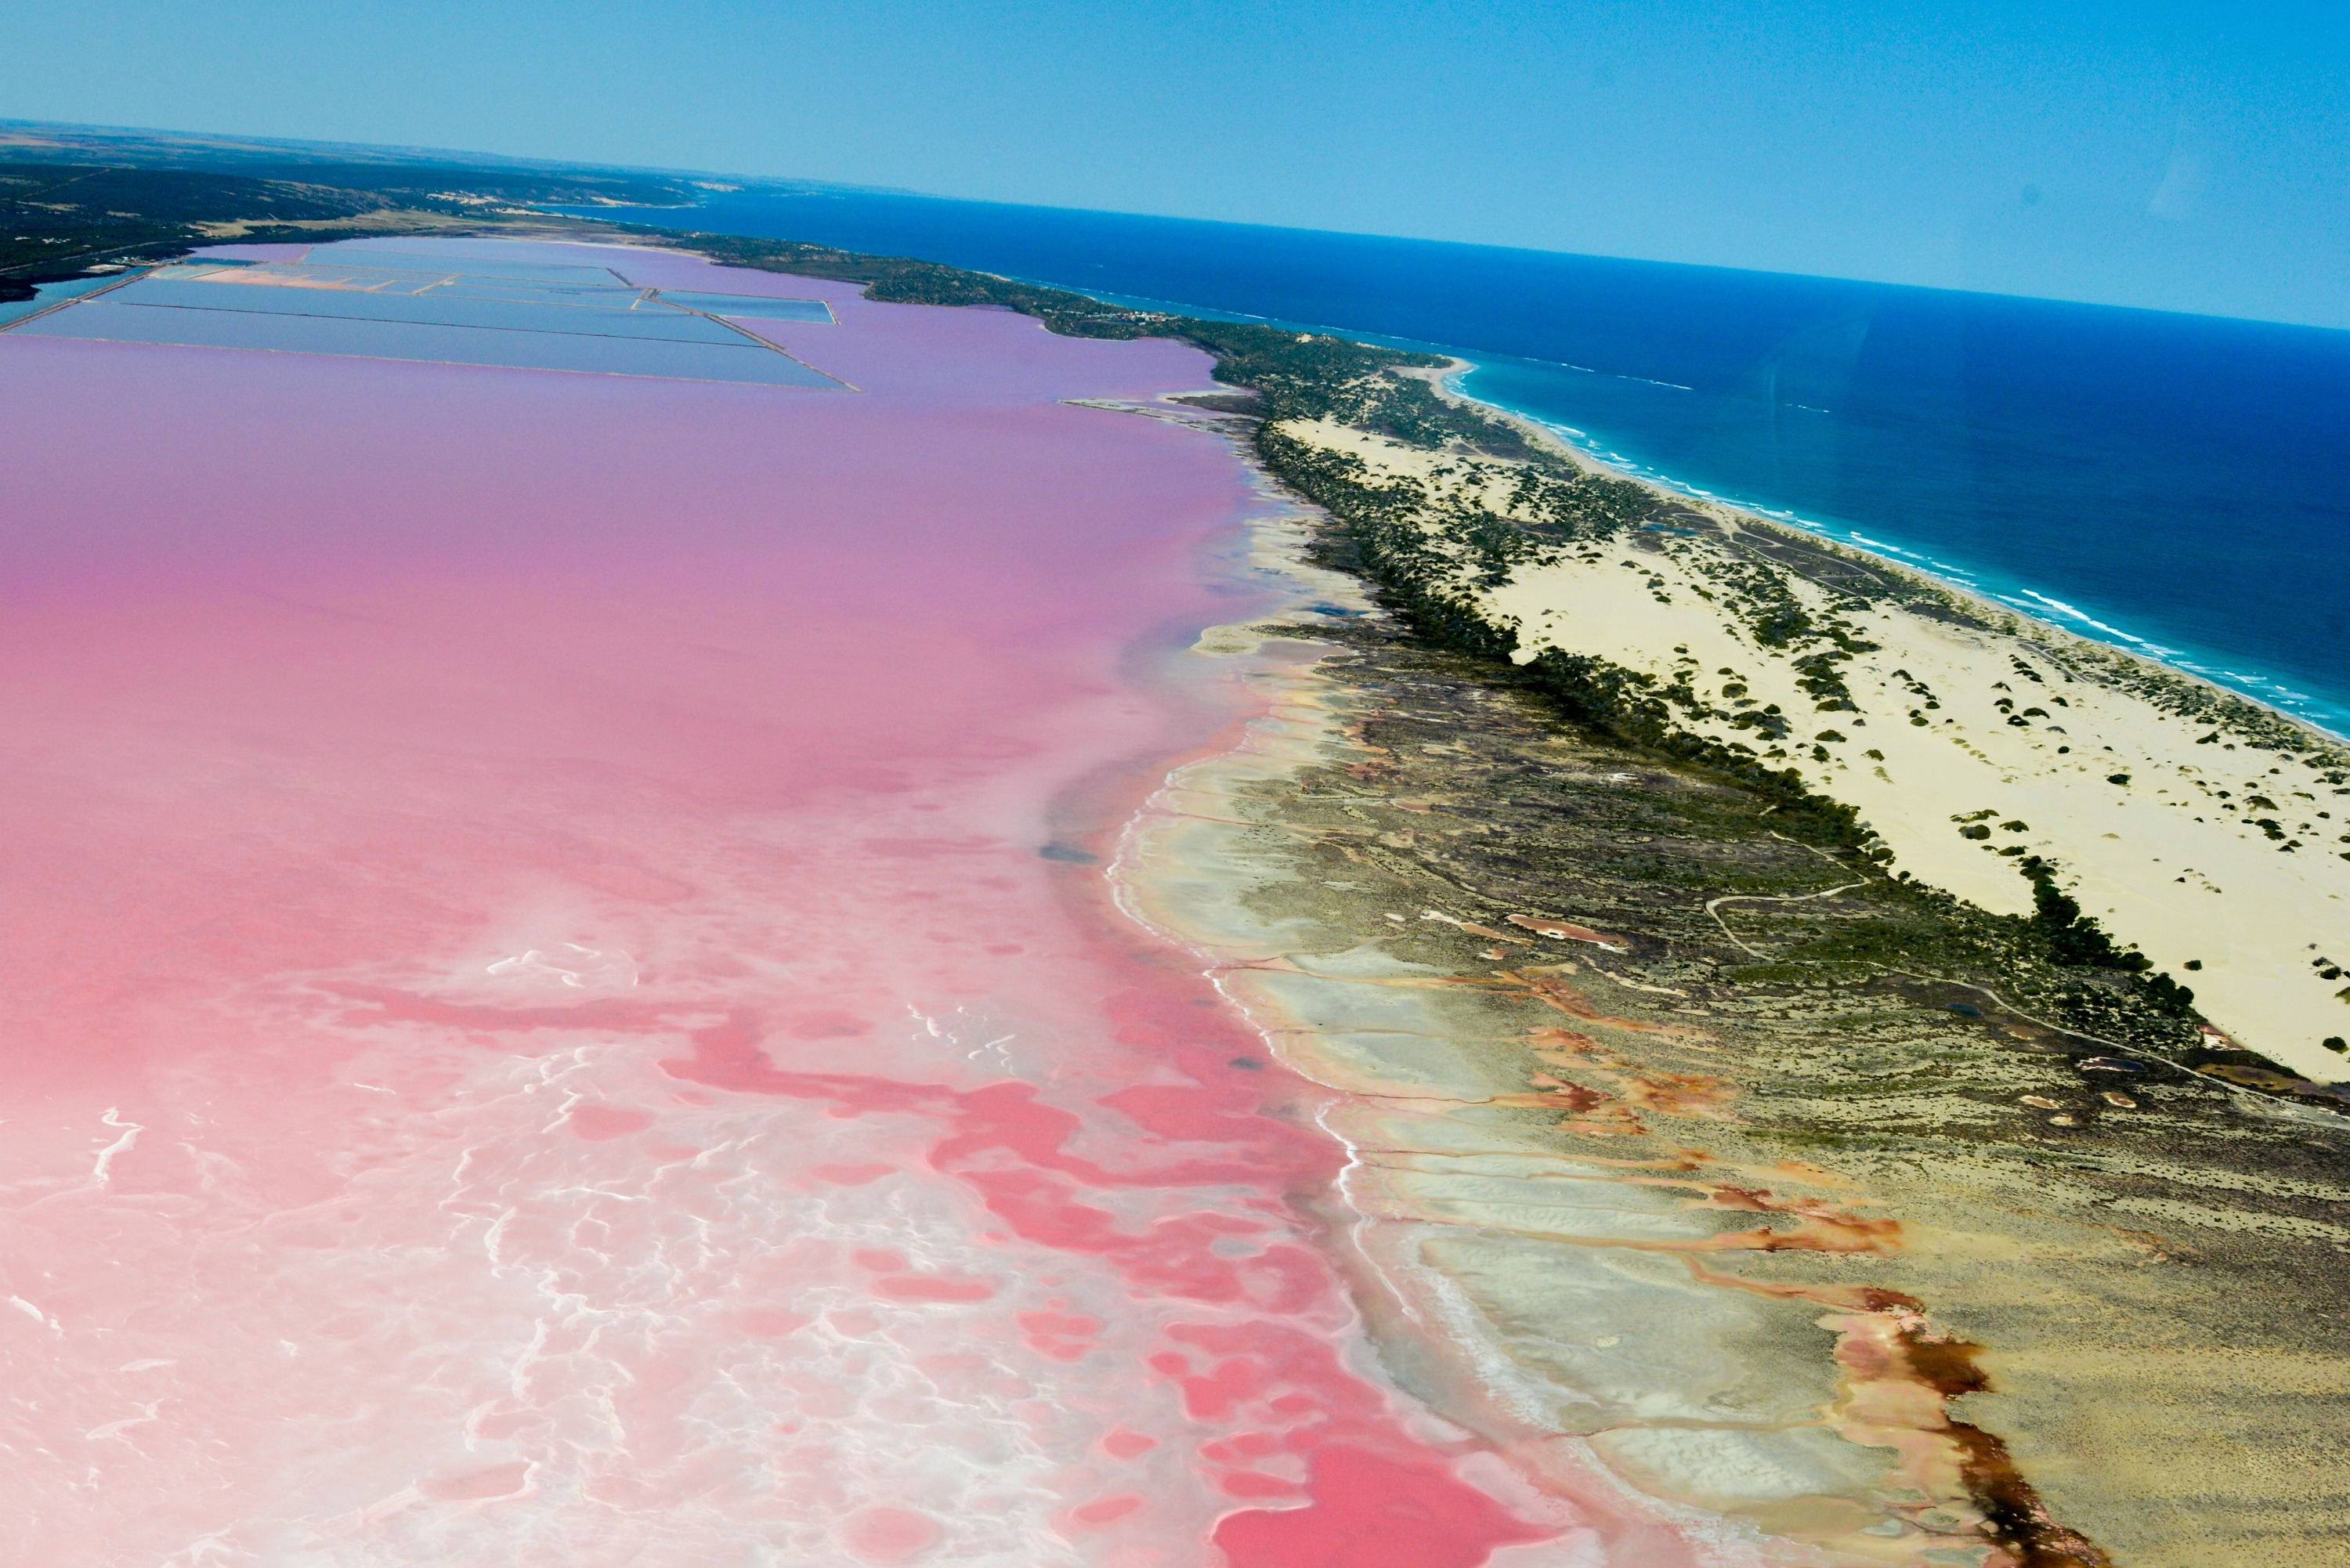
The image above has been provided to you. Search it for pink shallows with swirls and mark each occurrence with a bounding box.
[0,240,1583,1566]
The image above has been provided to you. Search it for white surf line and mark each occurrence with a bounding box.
[1440,370,2350,741]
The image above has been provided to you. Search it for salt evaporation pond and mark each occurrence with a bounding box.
[13,247,841,387]
[0,240,1637,1566]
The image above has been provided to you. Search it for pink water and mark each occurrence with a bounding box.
[0,241,1585,1566]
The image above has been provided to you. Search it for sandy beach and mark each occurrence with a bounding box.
[1276,381,2350,1081]
[7,211,2342,1564]
[1118,385,2350,1565]
[9,86,2347,1568]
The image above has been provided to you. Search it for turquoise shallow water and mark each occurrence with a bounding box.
[578,190,2350,737]
[653,290,833,321]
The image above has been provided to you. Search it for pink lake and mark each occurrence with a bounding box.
[0,240,1594,1566]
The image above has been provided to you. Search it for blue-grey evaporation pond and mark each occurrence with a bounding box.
[0,273,122,327]
[6,242,842,387]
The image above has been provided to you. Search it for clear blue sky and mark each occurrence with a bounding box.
[6,0,2345,327]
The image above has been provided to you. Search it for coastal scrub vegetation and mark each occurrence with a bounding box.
[665,229,1556,454]
[1258,421,2219,1058]
[661,225,2319,1074]
[0,150,696,298]
[22,161,2349,1563]
[1223,623,2350,1565]
[14,176,2326,1087]
[0,163,378,291]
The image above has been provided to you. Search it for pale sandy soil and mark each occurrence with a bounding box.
[1114,437,2350,1565]
[189,210,497,239]
[1281,409,2350,1079]
[1115,504,2107,1566]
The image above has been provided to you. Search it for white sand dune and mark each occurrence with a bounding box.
[1281,407,2350,1079]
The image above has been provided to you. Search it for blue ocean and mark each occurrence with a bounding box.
[583,190,2350,735]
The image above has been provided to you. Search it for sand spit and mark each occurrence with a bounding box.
[1116,399,2350,1565]
[1274,398,2350,1082]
